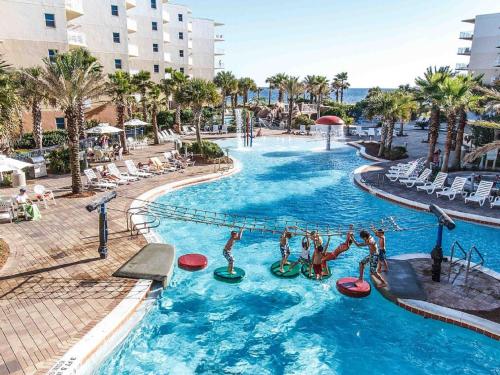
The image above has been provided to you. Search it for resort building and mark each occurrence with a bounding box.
[0,0,224,129]
[456,12,500,85]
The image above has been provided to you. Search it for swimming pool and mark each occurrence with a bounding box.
[97,137,499,375]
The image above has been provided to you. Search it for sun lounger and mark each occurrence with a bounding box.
[220,125,228,134]
[385,163,418,182]
[124,160,153,178]
[416,172,448,194]
[107,163,139,182]
[0,199,15,223]
[83,169,117,190]
[33,185,56,208]
[491,196,500,209]
[436,177,467,200]
[151,157,176,173]
[212,125,220,134]
[172,150,195,166]
[95,165,128,185]
[399,168,431,188]
[464,181,494,207]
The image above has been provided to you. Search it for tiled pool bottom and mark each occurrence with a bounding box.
[97,137,500,375]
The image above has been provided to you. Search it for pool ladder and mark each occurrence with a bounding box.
[447,241,485,286]
[126,206,160,236]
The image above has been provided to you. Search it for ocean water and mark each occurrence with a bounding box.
[97,137,499,375]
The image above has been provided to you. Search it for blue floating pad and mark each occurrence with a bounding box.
[270,260,301,278]
[301,264,332,280]
[213,267,245,283]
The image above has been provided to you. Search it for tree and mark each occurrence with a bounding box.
[415,66,453,166]
[331,78,341,102]
[147,84,165,144]
[39,50,105,194]
[314,76,329,118]
[265,75,277,106]
[303,75,318,103]
[162,68,187,130]
[395,89,418,137]
[132,70,152,122]
[0,56,21,152]
[174,78,220,149]
[214,71,237,128]
[237,77,257,107]
[107,71,133,152]
[17,67,46,149]
[274,73,288,103]
[282,75,302,133]
[335,72,349,103]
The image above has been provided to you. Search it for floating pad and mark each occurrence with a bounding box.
[213,267,245,283]
[301,264,332,280]
[178,253,208,271]
[270,260,301,278]
[336,277,371,298]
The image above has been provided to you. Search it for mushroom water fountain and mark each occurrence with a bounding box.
[315,115,345,150]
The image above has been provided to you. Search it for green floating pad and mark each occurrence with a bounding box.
[301,264,332,280]
[213,267,246,283]
[270,260,301,278]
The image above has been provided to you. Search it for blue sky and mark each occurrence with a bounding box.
[182,0,499,87]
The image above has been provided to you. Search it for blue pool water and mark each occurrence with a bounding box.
[98,137,499,375]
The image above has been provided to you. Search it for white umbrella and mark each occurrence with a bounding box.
[85,123,124,134]
[124,119,149,139]
[0,155,33,180]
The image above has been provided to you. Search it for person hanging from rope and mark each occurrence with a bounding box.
[279,226,297,273]
[353,230,387,287]
[223,227,244,274]
[321,225,355,275]
[371,225,389,273]
[311,234,331,280]
[289,235,311,271]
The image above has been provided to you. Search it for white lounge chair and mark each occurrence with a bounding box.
[151,157,176,173]
[172,150,195,166]
[491,196,500,209]
[0,199,15,223]
[385,163,418,182]
[399,168,431,188]
[212,125,220,134]
[95,165,128,185]
[164,152,184,170]
[367,128,376,140]
[107,163,139,182]
[416,172,448,194]
[220,125,228,134]
[355,126,368,137]
[464,181,494,207]
[124,160,153,178]
[83,169,117,190]
[436,177,467,200]
[33,184,55,208]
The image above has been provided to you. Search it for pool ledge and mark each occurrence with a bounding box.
[47,159,242,375]
[347,141,387,162]
[372,253,500,340]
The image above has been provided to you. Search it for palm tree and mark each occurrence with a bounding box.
[238,77,257,107]
[147,84,165,145]
[395,89,418,136]
[107,71,133,153]
[132,70,152,122]
[331,78,341,102]
[303,75,318,103]
[214,71,237,128]
[314,76,329,118]
[282,76,303,133]
[174,78,220,148]
[274,73,288,103]
[39,50,105,194]
[17,67,46,149]
[265,75,277,106]
[335,72,349,103]
[415,66,453,166]
[0,56,21,152]
[162,69,187,130]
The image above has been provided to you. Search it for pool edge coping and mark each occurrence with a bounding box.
[47,159,242,375]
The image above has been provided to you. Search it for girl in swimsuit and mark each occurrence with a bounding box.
[279,226,296,273]
[321,226,354,273]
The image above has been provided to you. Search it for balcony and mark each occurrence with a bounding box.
[215,34,224,42]
[67,30,87,48]
[215,48,225,55]
[188,57,193,66]
[187,22,193,32]
[127,18,137,33]
[129,69,139,75]
[162,10,170,23]
[457,47,471,56]
[459,31,473,40]
[125,0,136,9]
[163,32,170,43]
[128,44,139,57]
[164,72,171,79]
[164,52,171,63]
[215,61,225,69]
[455,63,469,71]
[65,0,84,20]
[187,40,193,49]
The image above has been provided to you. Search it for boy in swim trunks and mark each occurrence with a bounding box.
[279,226,296,273]
[353,230,387,287]
[371,226,389,273]
[224,228,244,274]
[290,236,311,270]
[321,225,354,273]
[311,234,331,279]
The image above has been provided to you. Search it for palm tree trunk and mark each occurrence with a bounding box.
[243,92,247,107]
[77,99,85,138]
[316,94,321,119]
[152,106,159,145]
[268,85,272,106]
[278,90,283,103]
[385,120,395,152]
[32,100,43,150]
[378,123,388,157]
[117,103,129,153]
[66,108,82,194]
[335,90,339,102]
[452,108,466,169]
[194,109,203,148]
[287,98,293,133]
[398,121,404,137]
[441,112,456,172]
[141,93,147,122]
[221,93,226,129]
[426,106,440,166]
[175,104,181,128]
[340,88,344,103]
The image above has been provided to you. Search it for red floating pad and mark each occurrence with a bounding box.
[336,277,371,298]
[178,254,208,271]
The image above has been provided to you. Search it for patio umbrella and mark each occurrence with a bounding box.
[84,123,124,134]
[315,116,345,150]
[124,118,149,139]
[0,155,33,181]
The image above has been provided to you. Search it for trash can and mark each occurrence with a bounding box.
[27,155,48,179]
[12,170,26,188]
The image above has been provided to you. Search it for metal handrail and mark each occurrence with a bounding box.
[464,245,484,284]
[447,240,468,281]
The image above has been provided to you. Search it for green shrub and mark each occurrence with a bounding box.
[294,114,315,126]
[187,140,224,159]
[385,146,407,160]
[0,174,12,187]
[157,110,175,127]
[47,147,71,174]
[15,130,68,149]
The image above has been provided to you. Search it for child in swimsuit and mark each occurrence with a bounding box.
[290,236,311,270]
[279,226,296,273]
[353,230,387,287]
[312,245,324,280]
[371,226,388,273]
[321,225,354,272]
[223,228,244,274]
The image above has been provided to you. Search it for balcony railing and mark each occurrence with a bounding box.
[129,69,139,75]
[127,18,137,33]
[67,30,87,47]
[188,22,193,32]
[215,61,225,69]
[215,48,225,55]
[65,0,84,20]
[455,63,469,71]
[457,47,471,56]
[128,44,139,57]
[188,40,193,49]
[459,31,473,40]
[164,52,171,63]
[162,10,170,23]
[188,57,193,66]
[125,0,136,9]
[163,32,170,43]
[215,34,224,41]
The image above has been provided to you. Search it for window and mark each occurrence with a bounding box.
[48,49,58,63]
[153,43,159,52]
[113,32,120,43]
[55,117,65,130]
[153,64,160,73]
[111,5,119,16]
[178,32,184,40]
[179,67,185,74]
[44,13,55,28]
[151,0,157,9]
[179,49,184,57]
[114,59,122,69]
[178,14,183,22]
[152,21,158,31]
